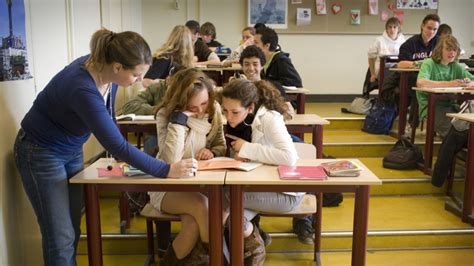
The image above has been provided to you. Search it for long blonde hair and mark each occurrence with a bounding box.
[154,25,194,69]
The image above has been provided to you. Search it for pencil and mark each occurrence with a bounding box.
[190,137,196,176]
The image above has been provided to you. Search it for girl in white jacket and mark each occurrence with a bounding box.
[221,79,302,265]
[148,68,226,265]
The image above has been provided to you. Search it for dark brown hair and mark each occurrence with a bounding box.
[85,28,152,71]
[222,79,287,115]
[201,22,217,39]
[157,68,216,118]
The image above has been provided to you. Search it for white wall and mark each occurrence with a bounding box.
[141,0,474,95]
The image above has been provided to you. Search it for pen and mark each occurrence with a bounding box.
[190,137,196,176]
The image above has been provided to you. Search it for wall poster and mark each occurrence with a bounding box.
[248,0,288,29]
[0,0,32,81]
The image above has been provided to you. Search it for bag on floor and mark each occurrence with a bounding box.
[362,100,397,134]
[383,138,423,170]
[341,97,375,115]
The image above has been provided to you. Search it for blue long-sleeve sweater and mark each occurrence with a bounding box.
[21,55,170,177]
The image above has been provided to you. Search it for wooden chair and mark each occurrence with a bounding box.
[140,203,180,265]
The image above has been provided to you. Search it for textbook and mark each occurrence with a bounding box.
[123,165,146,176]
[116,114,155,121]
[320,160,362,177]
[277,165,327,180]
[198,157,262,172]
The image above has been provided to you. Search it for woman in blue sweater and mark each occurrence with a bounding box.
[13,29,196,266]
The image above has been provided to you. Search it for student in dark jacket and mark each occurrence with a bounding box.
[254,27,302,88]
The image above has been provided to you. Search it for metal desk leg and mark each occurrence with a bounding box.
[209,185,224,266]
[297,93,306,114]
[230,185,244,266]
[424,94,436,173]
[84,184,103,266]
[352,186,370,266]
[315,125,323,159]
[398,73,408,138]
[462,124,474,224]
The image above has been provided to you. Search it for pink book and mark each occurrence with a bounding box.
[278,165,328,180]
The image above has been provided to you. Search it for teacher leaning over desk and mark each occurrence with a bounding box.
[13,28,197,266]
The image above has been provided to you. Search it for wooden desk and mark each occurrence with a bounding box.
[413,87,474,173]
[445,113,474,225]
[389,68,420,139]
[286,87,310,114]
[70,159,226,266]
[226,159,381,266]
[201,65,242,85]
[285,114,329,158]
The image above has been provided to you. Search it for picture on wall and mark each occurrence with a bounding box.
[248,0,288,29]
[397,0,438,9]
[0,0,32,81]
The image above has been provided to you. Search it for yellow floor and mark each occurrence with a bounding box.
[77,248,474,266]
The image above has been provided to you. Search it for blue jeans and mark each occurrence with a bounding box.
[14,129,84,266]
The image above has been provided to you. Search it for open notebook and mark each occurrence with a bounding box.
[198,157,262,172]
[116,114,155,121]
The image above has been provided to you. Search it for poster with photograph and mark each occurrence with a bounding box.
[0,0,32,81]
[249,0,288,29]
[397,0,438,9]
[296,8,311,26]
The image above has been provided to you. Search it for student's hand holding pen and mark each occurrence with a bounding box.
[167,158,198,178]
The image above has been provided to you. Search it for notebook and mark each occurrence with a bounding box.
[320,160,361,177]
[116,114,155,121]
[123,165,146,176]
[277,165,327,180]
[198,157,262,172]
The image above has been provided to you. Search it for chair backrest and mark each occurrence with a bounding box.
[294,142,317,159]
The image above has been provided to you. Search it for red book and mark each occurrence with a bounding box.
[278,165,327,180]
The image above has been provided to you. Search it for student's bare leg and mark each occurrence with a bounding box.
[161,192,209,257]
[171,214,199,259]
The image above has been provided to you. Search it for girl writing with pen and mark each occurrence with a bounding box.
[148,68,226,264]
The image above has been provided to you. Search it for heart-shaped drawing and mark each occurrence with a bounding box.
[351,13,359,20]
[332,4,342,14]
[388,4,395,10]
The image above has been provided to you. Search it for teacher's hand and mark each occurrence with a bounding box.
[168,158,197,178]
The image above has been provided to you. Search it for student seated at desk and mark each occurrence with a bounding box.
[365,17,405,97]
[120,80,168,156]
[13,29,196,265]
[142,25,194,88]
[238,45,295,120]
[148,68,226,264]
[416,35,474,137]
[222,79,302,265]
[200,22,223,49]
[185,20,220,65]
[254,26,302,88]
[382,14,440,122]
[222,26,256,67]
